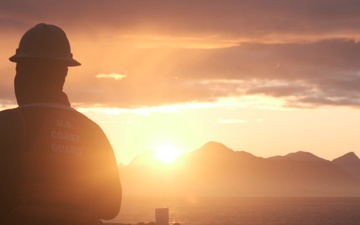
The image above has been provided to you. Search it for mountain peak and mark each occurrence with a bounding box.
[332,152,360,182]
[195,141,234,159]
[333,152,360,163]
[200,141,231,151]
[281,151,326,162]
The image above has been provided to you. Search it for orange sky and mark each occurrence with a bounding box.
[1,1,360,164]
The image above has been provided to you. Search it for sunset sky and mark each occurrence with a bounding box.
[2,0,360,165]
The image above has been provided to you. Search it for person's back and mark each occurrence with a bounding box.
[0,23,122,225]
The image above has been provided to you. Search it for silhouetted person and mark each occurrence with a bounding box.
[0,23,122,225]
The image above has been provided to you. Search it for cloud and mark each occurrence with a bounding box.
[2,0,360,108]
[96,73,127,80]
[2,0,360,42]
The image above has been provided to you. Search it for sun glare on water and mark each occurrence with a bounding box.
[155,144,180,164]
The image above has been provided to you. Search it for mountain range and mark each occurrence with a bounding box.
[119,141,360,197]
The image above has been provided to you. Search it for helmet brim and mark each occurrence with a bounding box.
[9,54,81,67]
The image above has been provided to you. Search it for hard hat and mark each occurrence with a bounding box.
[9,23,81,66]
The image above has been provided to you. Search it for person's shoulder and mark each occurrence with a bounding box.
[67,108,95,123]
[67,110,109,140]
[0,107,21,119]
[0,107,18,114]
[65,108,104,130]
[0,108,23,132]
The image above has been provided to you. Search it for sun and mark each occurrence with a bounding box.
[155,144,180,164]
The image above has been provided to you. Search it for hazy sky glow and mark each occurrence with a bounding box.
[2,0,360,164]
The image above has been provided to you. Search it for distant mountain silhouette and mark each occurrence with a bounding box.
[120,141,360,197]
[268,151,327,162]
[333,152,360,182]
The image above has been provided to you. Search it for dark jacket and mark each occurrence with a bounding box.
[0,103,122,225]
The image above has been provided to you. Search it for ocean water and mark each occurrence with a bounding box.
[112,197,360,225]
